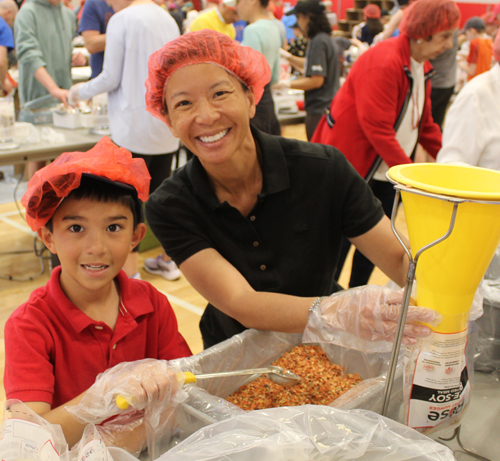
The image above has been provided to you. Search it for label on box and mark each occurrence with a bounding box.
[0,419,60,461]
[407,330,470,429]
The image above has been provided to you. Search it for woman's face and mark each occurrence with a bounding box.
[164,63,256,166]
[418,29,455,61]
[296,13,309,35]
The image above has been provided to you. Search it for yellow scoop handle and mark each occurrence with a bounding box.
[115,372,197,410]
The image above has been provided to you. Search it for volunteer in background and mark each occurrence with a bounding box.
[278,0,340,140]
[313,0,459,288]
[437,31,500,170]
[188,0,238,38]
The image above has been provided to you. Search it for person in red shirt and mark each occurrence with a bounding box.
[460,16,493,81]
[4,137,192,451]
[312,0,459,288]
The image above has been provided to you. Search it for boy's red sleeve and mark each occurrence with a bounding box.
[4,306,55,405]
[149,286,193,360]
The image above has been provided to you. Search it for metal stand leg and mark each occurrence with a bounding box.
[438,425,492,461]
[381,190,459,417]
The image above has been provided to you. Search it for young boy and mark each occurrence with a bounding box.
[4,137,192,448]
[460,16,493,81]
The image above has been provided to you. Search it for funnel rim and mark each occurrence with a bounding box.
[387,164,500,201]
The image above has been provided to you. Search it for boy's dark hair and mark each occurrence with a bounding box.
[45,175,143,232]
[258,0,269,8]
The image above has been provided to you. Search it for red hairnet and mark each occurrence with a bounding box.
[494,29,500,62]
[399,0,461,39]
[145,29,271,124]
[21,137,151,231]
[363,4,380,19]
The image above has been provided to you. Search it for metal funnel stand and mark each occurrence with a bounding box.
[381,186,460,417]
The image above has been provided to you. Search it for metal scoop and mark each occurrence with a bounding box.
[183,365,300,388]
[115,366,300,409]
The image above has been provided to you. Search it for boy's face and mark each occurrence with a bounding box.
[38,197,146,300]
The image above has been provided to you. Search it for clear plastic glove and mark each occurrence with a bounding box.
[279,48,292,60]
[68,82,85,106]
[303,285,442,353]
[66,359,186,425]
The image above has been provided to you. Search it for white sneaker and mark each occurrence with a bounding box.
[144,255,182,281]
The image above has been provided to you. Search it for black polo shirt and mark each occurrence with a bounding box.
[145,127,384,347]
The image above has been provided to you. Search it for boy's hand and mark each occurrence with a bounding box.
[65,359,186,425]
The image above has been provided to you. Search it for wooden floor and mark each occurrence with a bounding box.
[0,123,403,413]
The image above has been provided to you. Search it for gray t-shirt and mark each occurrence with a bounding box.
[430,31,459,89]
[304,32,339,115]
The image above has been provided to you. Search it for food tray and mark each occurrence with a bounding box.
[80,114,109,128]
[0,122,34,143]
[154,330,405,457]
[53,111,82,129]
[53,112,109,129]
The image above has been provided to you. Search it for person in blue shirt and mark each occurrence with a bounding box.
[0,0,17,93]
[78,0,114,79]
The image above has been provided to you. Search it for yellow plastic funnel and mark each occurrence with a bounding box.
[388,164,500,333]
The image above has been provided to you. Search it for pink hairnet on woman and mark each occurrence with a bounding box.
[144,29,440,349]
[313,0,460,290]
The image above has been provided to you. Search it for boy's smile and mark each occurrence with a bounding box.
[38,197,145,309]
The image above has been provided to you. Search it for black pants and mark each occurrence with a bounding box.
[131,151,176,251]
[305,113,323,141]
[431,86,455,131]
[251,83,281,136]
[334,180,397,288]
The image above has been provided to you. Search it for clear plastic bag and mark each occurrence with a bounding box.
[0,400,69,461]
[156,406,456,461]
[151,329,406,457]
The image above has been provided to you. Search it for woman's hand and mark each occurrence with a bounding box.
[304,285,442,352]
[68,83,85,106]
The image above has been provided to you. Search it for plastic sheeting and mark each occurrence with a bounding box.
[476,246,500,372]
[157,406,456,461]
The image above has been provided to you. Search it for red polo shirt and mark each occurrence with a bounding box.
[4,267,192,408]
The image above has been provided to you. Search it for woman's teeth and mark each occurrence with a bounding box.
[83,265,107,270]
[199,129,229,143]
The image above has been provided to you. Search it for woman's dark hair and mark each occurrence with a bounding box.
[45,175,142,232]
[305,11,332,39]
[258,0,269,7]
[366,17,384,37]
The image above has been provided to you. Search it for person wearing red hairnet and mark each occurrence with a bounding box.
[358,4,383,46]
[144,29,441,349]
[312,0,459,289]
[437,31,500,170]
[4,137,192,451]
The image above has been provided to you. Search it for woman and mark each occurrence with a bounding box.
[144,29,438,349]
[359,4,384,46]
[313,0,459,289]
[279,0,340,140]
[236,0,282,135]
[437,31,500,170]
[68,0,182,281]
